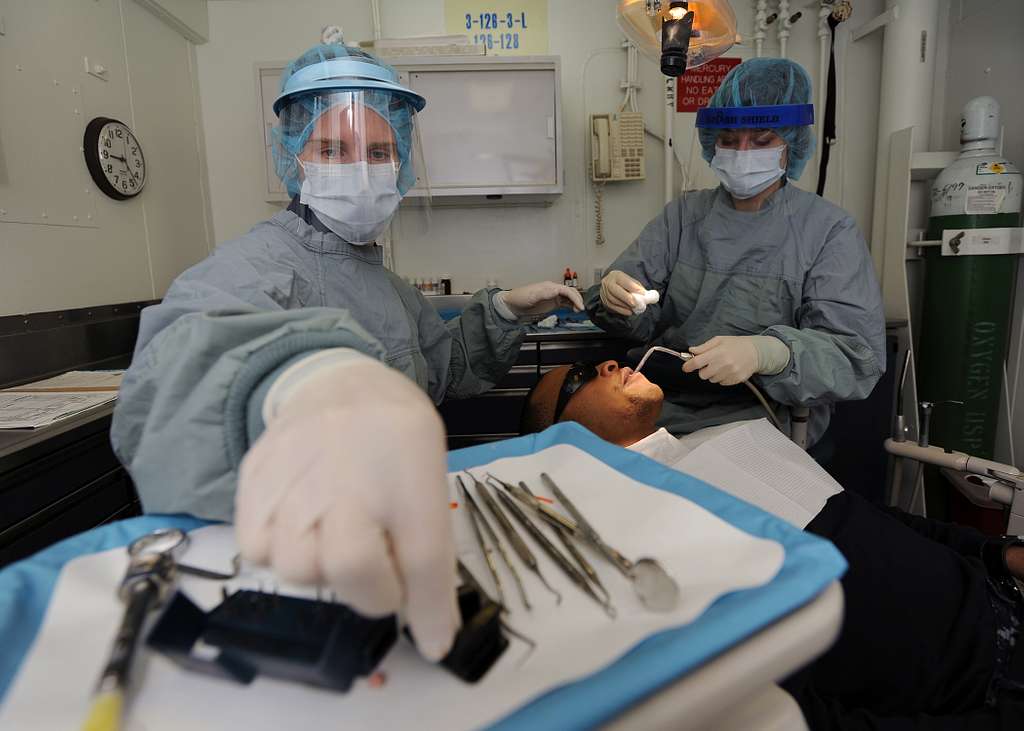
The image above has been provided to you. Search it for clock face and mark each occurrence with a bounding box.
[83,117,147,200]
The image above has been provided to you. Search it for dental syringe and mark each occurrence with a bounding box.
[634,346,693,375]
[632,345,783,431]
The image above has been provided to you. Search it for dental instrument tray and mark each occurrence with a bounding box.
[146,582,508,691]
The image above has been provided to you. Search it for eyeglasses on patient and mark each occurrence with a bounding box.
[552,362,599,423]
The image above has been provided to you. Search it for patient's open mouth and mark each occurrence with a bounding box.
[623,368,647,387]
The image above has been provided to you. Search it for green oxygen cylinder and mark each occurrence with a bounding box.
[917,96,1022,521]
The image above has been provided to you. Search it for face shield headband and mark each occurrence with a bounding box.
[696,103,814,129]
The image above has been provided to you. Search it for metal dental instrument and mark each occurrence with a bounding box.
[634,345,693,373]
[494,485,616,618]
[457,476,506,607]
[553,527,611,603]
[505,476,611,603]
[499,477,580,535]
[82,528,186,731]
[541,473,680,612]
[462,473,528,602]
[459,475,529,610]
[634,345,783,432]
[480,475,562,604]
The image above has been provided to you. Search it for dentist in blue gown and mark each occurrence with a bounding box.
[588,58,885,450]
[111,43,582,660]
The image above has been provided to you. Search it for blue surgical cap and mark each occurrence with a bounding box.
[272,44,422,196]
[697,58,816,181]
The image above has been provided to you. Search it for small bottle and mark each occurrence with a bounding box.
[441,274,452,295]
[563,267,572,286]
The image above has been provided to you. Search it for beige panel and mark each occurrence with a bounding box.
[0,0,154,314]
[133,0,209,43]
[124,0,211,295]
[0,0,212,315]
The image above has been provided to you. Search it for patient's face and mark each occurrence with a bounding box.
[547,360,663,443]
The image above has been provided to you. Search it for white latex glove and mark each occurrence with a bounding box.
[493,280,584,320]
[235,352,459,661]
[683,335,790,386]
[600,270,648,317]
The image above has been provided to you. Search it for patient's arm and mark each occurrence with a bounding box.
[881,507,1019,578]
[784,675,1023,731]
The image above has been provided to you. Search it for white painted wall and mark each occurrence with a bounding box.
[198,0,886,293]
[934,0,1024,466]
[0,0,213,316]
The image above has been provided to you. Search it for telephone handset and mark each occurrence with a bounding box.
[594,117,612,178]
[590,112,645,182]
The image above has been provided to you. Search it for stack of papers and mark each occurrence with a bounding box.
[0,370,123,429]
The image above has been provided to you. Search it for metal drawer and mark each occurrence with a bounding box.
[439,390,527,437]
[0,467,139,567]
[537,339,630,366]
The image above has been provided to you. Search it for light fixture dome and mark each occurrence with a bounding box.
[617,0,738,71]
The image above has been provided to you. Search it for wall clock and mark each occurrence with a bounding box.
[83,117,147,200]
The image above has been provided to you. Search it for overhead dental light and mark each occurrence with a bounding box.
[617,0,738,76]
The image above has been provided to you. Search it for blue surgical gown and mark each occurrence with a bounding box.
[585,183,886,445]
[111,208,524,520]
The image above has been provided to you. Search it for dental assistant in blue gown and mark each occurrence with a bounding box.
[110,43,582,660]
[586,58,885,448]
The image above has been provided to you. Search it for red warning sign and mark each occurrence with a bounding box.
[676,58,742,113]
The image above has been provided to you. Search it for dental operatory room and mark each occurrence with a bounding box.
[5,0,1024,729]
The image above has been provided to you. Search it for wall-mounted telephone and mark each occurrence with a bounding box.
[590,112,645,182]
[590,111,645,249]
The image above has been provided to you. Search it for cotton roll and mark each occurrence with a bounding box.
[631,289,660,314]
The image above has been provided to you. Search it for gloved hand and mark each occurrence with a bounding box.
[683,335,790,386]
[600,270,648,317]
[494,281,584,319]
[235,354,459,661]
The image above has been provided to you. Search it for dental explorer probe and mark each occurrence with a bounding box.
[503,478,580,535]
[477,475,562,604]
[493,485,616,618]
[458,475,530,610]
[541,473,680,612]
[456,476,506,607]
[497,475,611,604]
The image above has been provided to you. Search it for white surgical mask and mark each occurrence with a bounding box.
[710,145,786,199]
[299,160,401,244]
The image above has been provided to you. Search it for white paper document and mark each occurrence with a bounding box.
[0,445,786,730]
[3,369,124,392]
[0,391,117,429]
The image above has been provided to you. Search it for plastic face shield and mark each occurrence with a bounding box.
[293,93,399,172]
[274,88,420,198]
